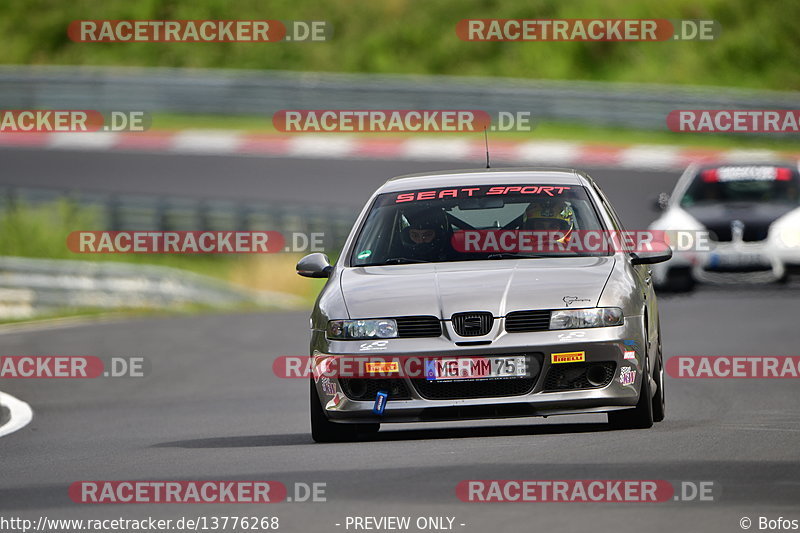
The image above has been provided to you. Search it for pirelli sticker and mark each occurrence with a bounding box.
[551,351,586,364]
[365,361,400,373]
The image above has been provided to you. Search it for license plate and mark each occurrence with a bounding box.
[709,251,769,268]
[425,356,527,381]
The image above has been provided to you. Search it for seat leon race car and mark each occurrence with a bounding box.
[297,168,672,442]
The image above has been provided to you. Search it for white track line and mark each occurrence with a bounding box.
[48,131,121,150]
[0,391,33,438]
[287,135,357,158]
[401,138,474,160]
[170,130,244,154]
[515,141,580,165]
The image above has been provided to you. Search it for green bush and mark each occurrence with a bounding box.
[1,0,798,90]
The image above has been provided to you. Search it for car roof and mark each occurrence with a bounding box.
[378,167,587,194]
[695,161,797,170]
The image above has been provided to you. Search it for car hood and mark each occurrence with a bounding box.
[340,257,615,319]
[684,202,796,229]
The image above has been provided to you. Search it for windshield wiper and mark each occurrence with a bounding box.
[486,253,540,260]
[383,257,430,264]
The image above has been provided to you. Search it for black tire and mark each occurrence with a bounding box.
[310,380,379,443]
[608,343,654,430]
[659,267,695,293]
[651,333,666,423]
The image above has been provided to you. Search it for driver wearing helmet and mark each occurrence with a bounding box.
[521,198,575,244]
[400,207,451,261]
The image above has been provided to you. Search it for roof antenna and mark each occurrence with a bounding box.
[483,127,491,169]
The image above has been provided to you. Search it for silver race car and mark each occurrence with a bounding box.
[297,168,672,442]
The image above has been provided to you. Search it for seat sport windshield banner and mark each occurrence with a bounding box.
[391,185,574,202]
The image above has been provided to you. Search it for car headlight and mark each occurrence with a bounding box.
[778,227,800,248]
[549,308,623,330]
[327,319,398,339]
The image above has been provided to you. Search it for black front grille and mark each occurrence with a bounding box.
[706,225,731,242]
[743,225,770,242]
[395,316,442,338]
[411,353,543,400]
[707,223,770,242]
[339,378,411,401]
[505,310,551,332]
[452,312,493,336]
[542,361,616,392]
[703,263,772,273]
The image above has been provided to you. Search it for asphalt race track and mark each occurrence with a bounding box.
[0,147,677,226]
[1,147,799,533]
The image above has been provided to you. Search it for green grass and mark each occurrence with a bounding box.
[0,199,240,278]
[1,0,799,90]
[0,304,254,325]
[150,112,800,152]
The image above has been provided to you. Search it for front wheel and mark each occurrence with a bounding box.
[310,380,379,443]
[651,329,666,423]
[608,350,654,430]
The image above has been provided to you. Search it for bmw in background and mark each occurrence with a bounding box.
[297,168,672,442]
[650,163,800,292]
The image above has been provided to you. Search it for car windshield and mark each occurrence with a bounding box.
[350,184,609,266]
[680,166,800,206]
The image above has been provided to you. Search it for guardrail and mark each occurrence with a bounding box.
[1,65,799,131]
[0,255,304,319]
[1,185,357,252]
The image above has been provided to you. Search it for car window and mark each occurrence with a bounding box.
[680,166,800,206]
[350,184,609,266]
[590,182,625,231]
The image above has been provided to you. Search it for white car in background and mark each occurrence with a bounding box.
[650,163,800,291]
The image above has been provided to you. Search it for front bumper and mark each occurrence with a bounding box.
[695,241,784,283]
[653,238,800,285]
[313,319,646,424]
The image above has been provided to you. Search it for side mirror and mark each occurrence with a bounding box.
[651,192,670,211]
[630,247,673,265]
[296,253,333,278]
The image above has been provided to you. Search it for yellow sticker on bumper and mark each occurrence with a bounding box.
[365,361,400,373]
[551,351,586,364]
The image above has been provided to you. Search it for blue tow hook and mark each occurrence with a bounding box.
[373,390,388,415]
